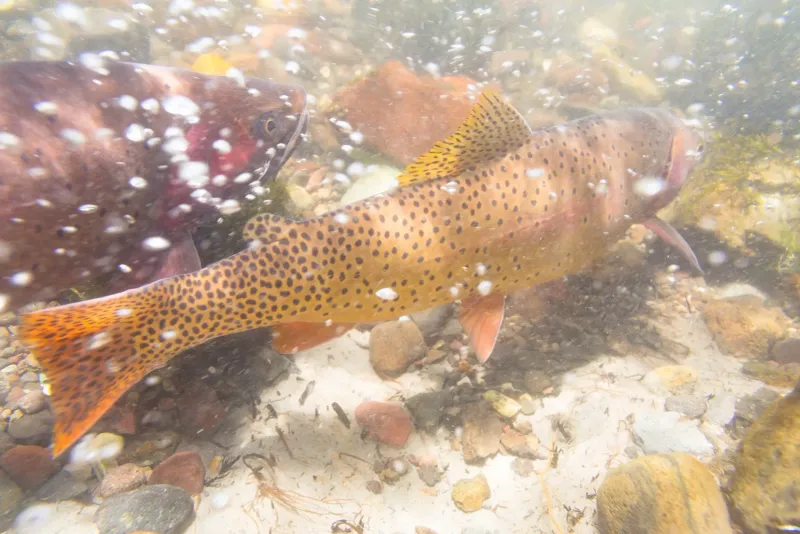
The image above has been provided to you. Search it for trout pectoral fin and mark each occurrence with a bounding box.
[644,217,704,275]
[271,322,356,354]
[151,233,202,282]
[459,293,506,363]
[397,91,532,187]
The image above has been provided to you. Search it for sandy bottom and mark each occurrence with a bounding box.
[18,305,765,534]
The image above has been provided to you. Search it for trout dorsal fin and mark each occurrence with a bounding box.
[397,90,532,187]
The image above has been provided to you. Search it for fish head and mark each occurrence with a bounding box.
[639,109,705,212]
[164,73,308,227]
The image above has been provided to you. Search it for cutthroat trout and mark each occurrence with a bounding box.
[20,92,704,456]
[0,59,307,312]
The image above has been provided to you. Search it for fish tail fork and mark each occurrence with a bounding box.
[19,288,171,458]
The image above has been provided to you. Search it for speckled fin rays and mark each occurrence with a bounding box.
[267,91,529,359]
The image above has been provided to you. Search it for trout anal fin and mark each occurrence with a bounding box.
[271,322,356,354]
[459,292,506,363]
[397,91,532,187]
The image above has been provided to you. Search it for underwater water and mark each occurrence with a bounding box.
[0,0,799,532]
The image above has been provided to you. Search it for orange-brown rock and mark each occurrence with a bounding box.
[333,61,498,165]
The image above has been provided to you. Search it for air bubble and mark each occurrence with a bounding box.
[707,250,727,266]
[333,213,350,224]
[633,177,666,198]
[129,176,148,189]
[78,204,99,213]
[10,272,33,287]
[525,168,545,178]
[162,95,200,117]
[218,199,241,215]
[34,101,58,115]
[376,287,398,301]
[125,123,147,142]
[142,236,171,251]
[60,128,86,145]
[477,280,493,296]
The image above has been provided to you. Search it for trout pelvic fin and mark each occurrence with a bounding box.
[644,217,704,275]
[459,292,506,363]
[19,290,169,458]
[271,322,356,354]
[397,90,532,187]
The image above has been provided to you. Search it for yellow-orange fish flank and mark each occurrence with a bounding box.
[20,92,704,457]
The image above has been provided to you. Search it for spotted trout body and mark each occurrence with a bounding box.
[20,92,704,456]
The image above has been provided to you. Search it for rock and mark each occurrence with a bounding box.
[511,458,535,477]
[94,463,150,501]
[518,394,537,415]
[773,337,800,364]
[354,401,412,447]
[451,474,490,513]
[177,381,226,438]
[728,385,800,534]
[461,402,505,463]
[706,392,736,426]
[483,390,521,418]
[500,428,540,459]
[703,296,788,360]
[7,411,53,445]
[285,183,315,215]
[0,445,59,490]
[406,391,449,431]
[597,453,732,534]
[735,387,781,425]
[632,412,714,457]
[339,164,402,206]
[0,430,14,455]
[333,61,485,165]
[522,370,553,396]
[369,320,427,378]
[410,304,454,339]
[15,390,47,414]
[415,527,438,534]
[0,469,23,531]
[95,484,195,534]
[34,469,89,502]
[416,463,443,487]
[149,451,205,495]
[642,365,698,395]
[742,361,800,388]
[665,395,707,418]
[590,43,663,103]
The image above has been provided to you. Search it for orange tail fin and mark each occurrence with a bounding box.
[19,285,179,458]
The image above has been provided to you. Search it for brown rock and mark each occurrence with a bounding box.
[742,361,800,389]
[94,463,150,501]
[0,444,59,490]
[703,296,788,359]
[451,474,490,513]
[177,381,226,437]
[597,453,732,534]
[369,320,426,378]
[354,401,412,447]
[729,385,800,534]
[149,451,205,495]
[333,61,494,165]
[15,390,47,414]
[461,402,505,463]
[500,427,540,459]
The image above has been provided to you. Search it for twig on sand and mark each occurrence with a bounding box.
[537,438,568,534]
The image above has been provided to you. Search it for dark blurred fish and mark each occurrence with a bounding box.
[0,59,307,312]
[21,91,704,456]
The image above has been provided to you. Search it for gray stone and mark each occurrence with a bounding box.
[35,469,89,502]
[706,392,737,426]
[0,373,9,404]
[7,411,53,445]
[95,484,195,534]
[665,395,707,418]
[406,391,449,431]
[632,411,714,456]
[411,304,454,339]
[523,370,552,396]
[0,469,23,531]
[0,430,13,455]
[735,387,780,425]
[0,358,11,371]
[772,337,800,364]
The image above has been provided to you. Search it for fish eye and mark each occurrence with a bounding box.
[253,112,279,139]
